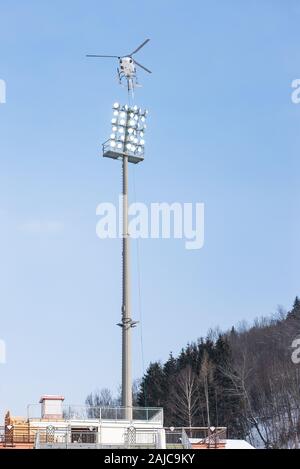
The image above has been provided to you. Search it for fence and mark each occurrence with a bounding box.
[34,426,159,449]
[0,425,34,447]
[165,427,227,449]
[165,428,192,449]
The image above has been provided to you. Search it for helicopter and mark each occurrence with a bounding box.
[86,39,151,93]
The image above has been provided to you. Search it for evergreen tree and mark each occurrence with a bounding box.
[287,296,300,321]
[213,335,244,437]
[137,362,165,408]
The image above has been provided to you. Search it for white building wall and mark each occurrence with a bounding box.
[29,418,166,448]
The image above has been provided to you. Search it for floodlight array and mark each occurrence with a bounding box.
[108,102,148,156]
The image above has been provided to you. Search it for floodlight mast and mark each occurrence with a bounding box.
[103,103,147,420]
[122,108,132,417]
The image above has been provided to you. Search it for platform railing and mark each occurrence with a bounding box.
[165,426,227,449]
[26,405,163,425]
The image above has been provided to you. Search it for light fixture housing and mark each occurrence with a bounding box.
[103,103,148,164]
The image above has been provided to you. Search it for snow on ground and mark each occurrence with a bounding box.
[189,438,255,449]
[225,439,255,449]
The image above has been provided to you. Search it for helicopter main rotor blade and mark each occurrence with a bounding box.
[128,39,150,56]
[86,55,120,58]
[134,60,152,74]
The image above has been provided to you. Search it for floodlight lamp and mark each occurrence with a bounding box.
[111,118,117,124]
[129,119,135,126]
[141,116,146,122]
[117,143,122,149]
[131,145,136,151]
[120,119,126,126]
[110,140,116,147]
[112,126,118,132]
[120,135,125,141]
[119,127,124,133]
[110,133,116,139]
[140,131,144,137]
[133,105,138,111]
[124,104,129,110]
[128,128,133,134]
[113,110,119,116]
[113,102,120,109]
[140,139,145,145]
[126,143,132,150]
[120,111,126,118]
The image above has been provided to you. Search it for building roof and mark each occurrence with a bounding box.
[39,395,65,403]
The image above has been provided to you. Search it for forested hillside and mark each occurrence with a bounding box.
[137,298,300,448]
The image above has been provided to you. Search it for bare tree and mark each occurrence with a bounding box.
[199,351,214,430]
[170,366,198,427]
[114,379,142,407]
[224,313,300,448]
[85,388,115,417]
[132,379,141,406]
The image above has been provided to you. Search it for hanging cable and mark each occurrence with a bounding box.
[128,83,147,404]
[132,165,147,404]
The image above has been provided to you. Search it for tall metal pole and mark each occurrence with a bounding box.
[103,102,147,420]
[122,150,132,418]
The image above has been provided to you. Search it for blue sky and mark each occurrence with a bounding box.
[0,0,299,418]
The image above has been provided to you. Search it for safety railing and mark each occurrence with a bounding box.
[165,427,227,449]
[0,427,4,443]
[27,405,163,425]
[0,425,34,446]
[33,426,159,449]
